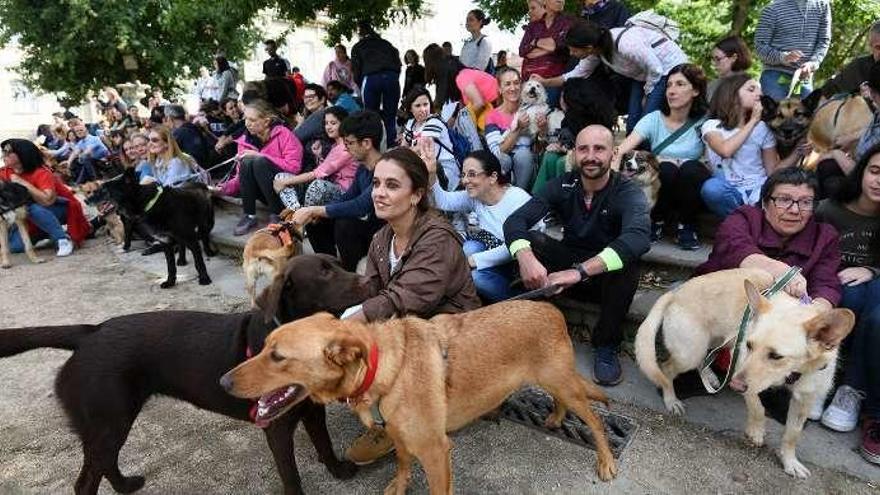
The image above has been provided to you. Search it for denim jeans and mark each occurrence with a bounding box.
[626,76,668,135]
[498,146,536,190]
[546,86,562,109]
[759,69,812,101]
[840,277,880,417]
[361,70,401,146]
[8,199,69,252]
[463,239,516,303]
[700,176,757,218]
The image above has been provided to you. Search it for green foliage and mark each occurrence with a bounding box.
[0,0,265,106]
[0,0,427,106]
[479,0,880,85]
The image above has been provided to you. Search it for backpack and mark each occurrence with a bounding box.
[624,10,680,42]
[439,105,473,165]
[477,37,495,75]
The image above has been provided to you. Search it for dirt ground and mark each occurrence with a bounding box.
[0,241,876,494]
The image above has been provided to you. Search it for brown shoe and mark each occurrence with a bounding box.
[345,426,395,465]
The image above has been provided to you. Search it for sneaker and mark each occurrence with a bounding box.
[650,221,664,243]
[821,385,865,432]
[676,223,699,251]
[345,426,395,465]
[56,238,73,257]
[593,346,623,386]
[233,215,258,236]
[808,392,827,421]
[861,419,880,465]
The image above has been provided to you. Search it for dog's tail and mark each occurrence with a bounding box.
[0,324,99,357]
[634,291,675,392]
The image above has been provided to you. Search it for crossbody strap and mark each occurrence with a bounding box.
[652,118,699,157]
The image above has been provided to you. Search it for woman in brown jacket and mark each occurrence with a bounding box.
[342,146,481,464]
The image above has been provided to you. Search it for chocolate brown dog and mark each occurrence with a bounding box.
[223,301,618,493]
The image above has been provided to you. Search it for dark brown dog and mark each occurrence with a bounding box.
[0,254,367,495]
[223,301,618,493]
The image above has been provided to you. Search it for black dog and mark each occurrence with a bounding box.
[0,254,369,495]
[0,181,42,268]
[107,169,215,287]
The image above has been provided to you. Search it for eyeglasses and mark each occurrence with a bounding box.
[303,93,318,100]
[769,196,816,212]
[148,137,163,143]
[462,171,487,180]
[711,54,729,63]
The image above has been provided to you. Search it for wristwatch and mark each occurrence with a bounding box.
[572,262,589,283]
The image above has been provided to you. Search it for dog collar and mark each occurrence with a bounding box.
[267,221,300,247]
[345,342,379,404]
[144,186,163,213]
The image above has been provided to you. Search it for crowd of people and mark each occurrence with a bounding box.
[1,0,879,470]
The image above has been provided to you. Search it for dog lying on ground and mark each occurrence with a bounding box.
[107,168,215,288]
[0,254,368,495]
[243,210,302,306]
[222,301,618,493]
[0,181,43,268]
[635,268,855,478]
[619,150,660,210]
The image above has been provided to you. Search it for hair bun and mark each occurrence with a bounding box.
[483,17,491,27]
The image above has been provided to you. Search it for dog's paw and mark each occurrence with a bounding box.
[31,256,45,264]
[327,460,357,480]
[544,415,563,430]
[745,427,765,447]
[160,280,176,289]
[1,262,10,269]
[110,474,145,494]
[596,455,618,482]
[782,457,811,479]
[198,276,212,286]
[383,478,407,495]
[665,398,685,416]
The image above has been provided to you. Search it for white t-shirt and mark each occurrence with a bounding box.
[702,119,777,204]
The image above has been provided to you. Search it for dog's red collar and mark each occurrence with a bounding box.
[344,342,379,404]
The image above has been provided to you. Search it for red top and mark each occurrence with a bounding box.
[695,205,842,305]
[0,166,91,246]
[519,14,575,80]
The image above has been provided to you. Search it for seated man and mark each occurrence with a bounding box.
[504,125,651,386]
[291,110,385,271]
[65,120,109,184]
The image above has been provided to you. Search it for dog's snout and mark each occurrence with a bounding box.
[219,372,234,392]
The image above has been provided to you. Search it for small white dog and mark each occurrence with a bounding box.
[505,80,550,140]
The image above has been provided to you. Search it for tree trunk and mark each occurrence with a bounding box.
[729,0,751,35]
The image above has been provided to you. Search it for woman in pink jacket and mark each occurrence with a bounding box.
[233,99,304,236]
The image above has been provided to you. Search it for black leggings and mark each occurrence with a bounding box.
[652,160,711,225]
[239,155,284,215]
[526,231,641,348]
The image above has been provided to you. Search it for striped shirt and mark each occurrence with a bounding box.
[754,0,831,73]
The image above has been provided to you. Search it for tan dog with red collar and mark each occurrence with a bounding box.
[222,301,618,493]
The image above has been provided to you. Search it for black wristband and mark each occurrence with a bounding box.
[572,262,589,282]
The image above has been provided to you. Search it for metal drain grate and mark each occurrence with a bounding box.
[499,388,637,458]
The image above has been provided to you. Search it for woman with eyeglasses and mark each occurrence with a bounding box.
[707,36,752,103]
[423,146,537,302]
[146,126,204,187]
[812,144,880,456]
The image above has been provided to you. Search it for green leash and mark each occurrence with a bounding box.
[699,266,802,393]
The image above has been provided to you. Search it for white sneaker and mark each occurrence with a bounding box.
[56,238,73,257]
[821,385,865,432]
[808,392,827,421]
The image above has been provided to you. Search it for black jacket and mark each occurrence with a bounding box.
[582,0,631,29]
[172,123,214,167]
[504,170,650,265]
[351,34,401,85]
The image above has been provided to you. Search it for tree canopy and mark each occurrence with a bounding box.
[478,0,880,83]
[0,0,425,106]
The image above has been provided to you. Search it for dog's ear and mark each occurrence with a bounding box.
[760,95,778,122]
[805,308,855,350]
[744,280,770,315]
[801,89,822,115]
[645,152,660,171]
[257,269,287,324]
[324,333,368,367]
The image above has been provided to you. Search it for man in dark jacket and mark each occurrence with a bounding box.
[821,21,880,98]
[504,125,650,386]
[291,110,385,271]
[351,21,401,147]
[164,104,214,168]
[581,0,630,29]
[262,39,291,79]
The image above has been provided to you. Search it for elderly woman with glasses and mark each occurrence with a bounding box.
[696,167,841,310]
